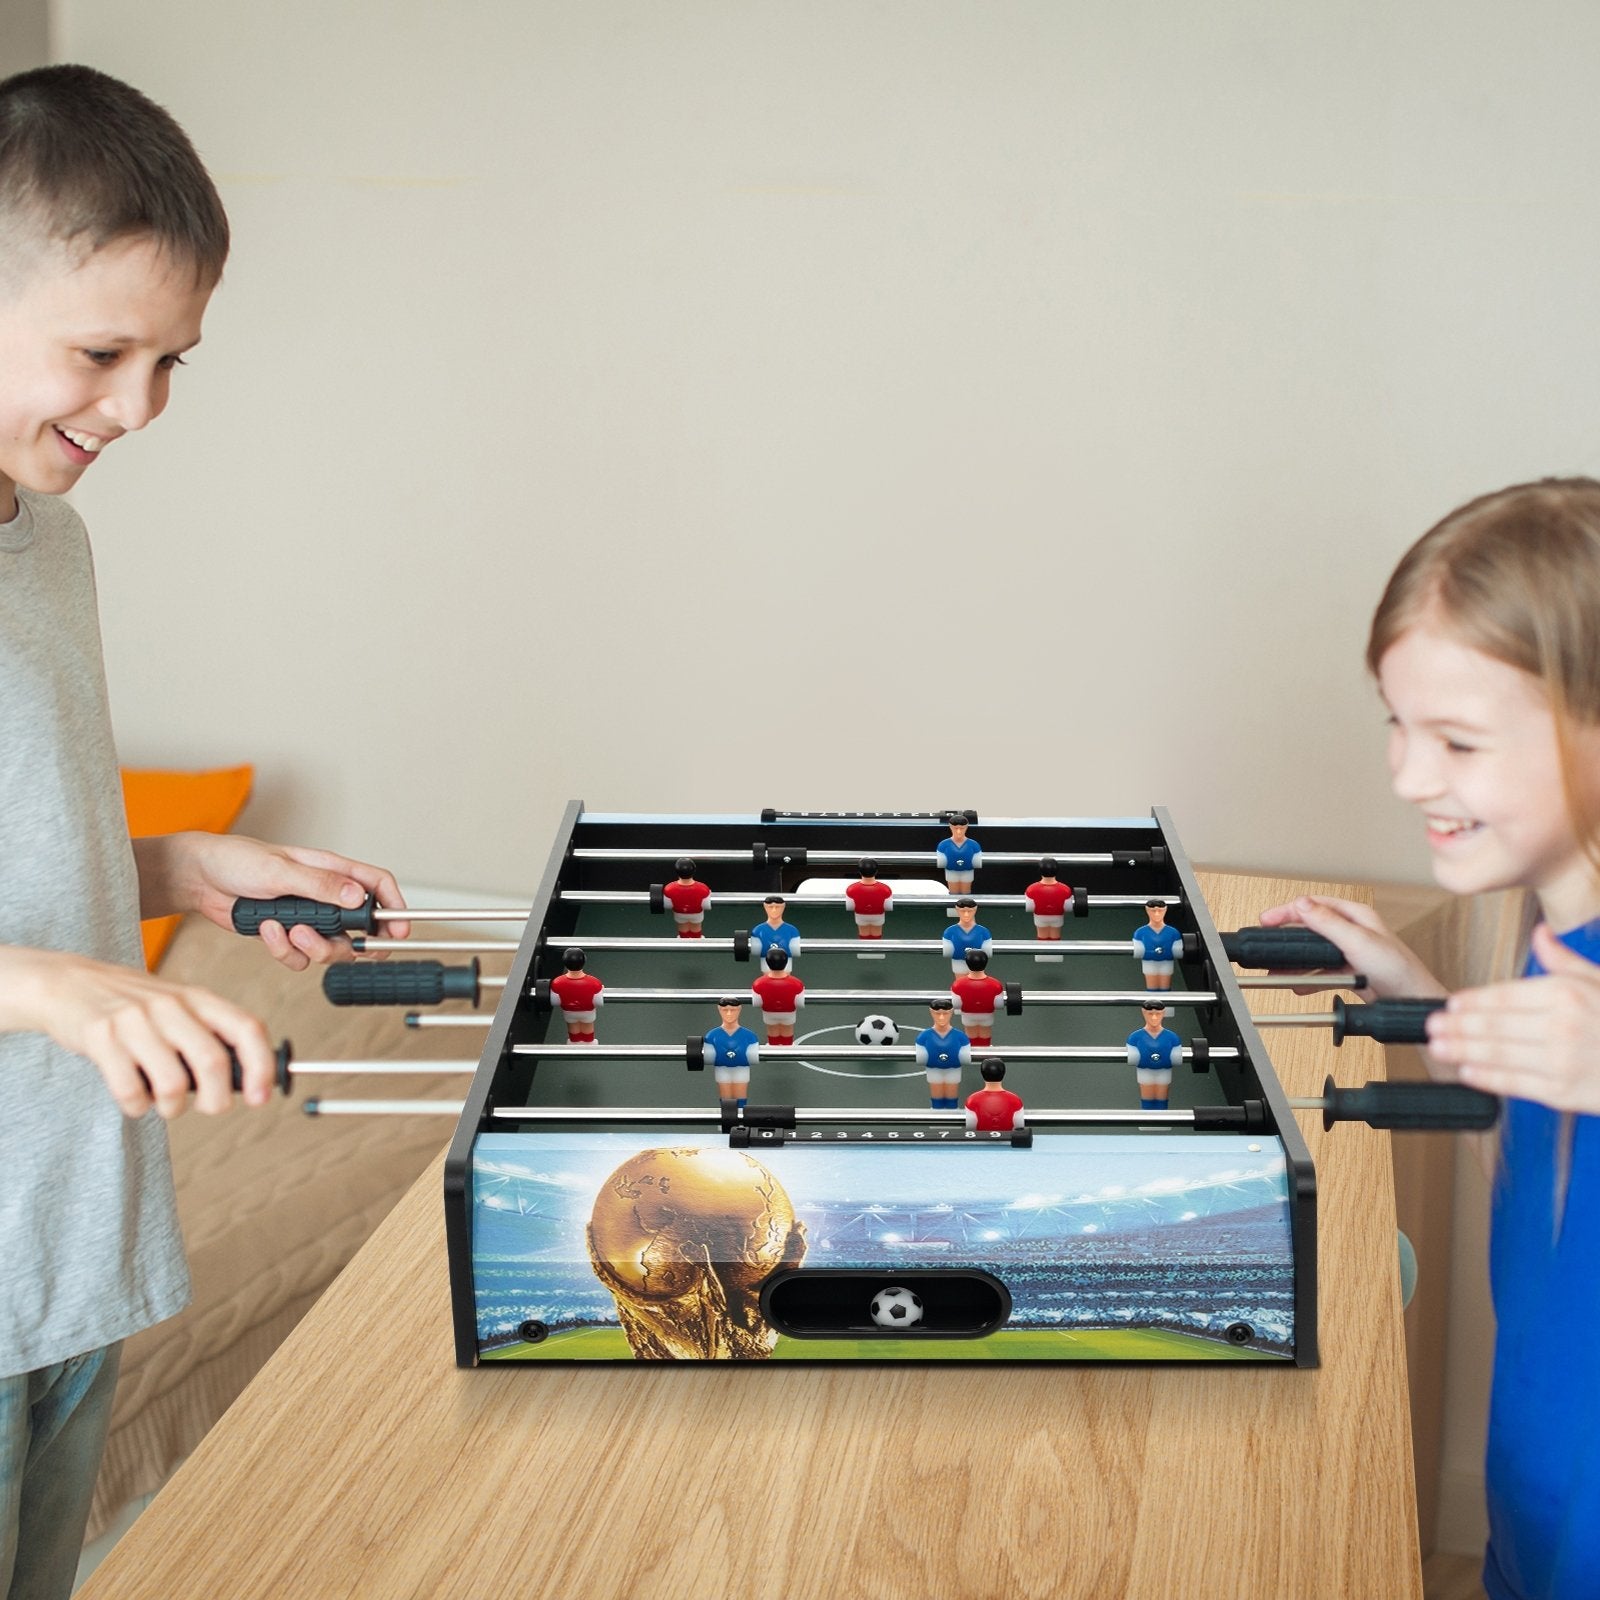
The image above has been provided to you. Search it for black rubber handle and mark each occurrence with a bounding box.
[323,960,480,1007]
[1317,1075,1499,1131]
[1221,927,1348,970]
[231,892,379,936]
[142,1040,294,1098]
[1331,995,1447,1045]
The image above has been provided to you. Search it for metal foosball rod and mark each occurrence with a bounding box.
[509,1041,1234,1064]
[304,1099,467,1116]
[577,890,1178,911]
[487,1103,1263,1129]
[346,935,1363,989]
[321,960,1227,1010]
[147,1042,475,1100]
[296,1100,1229,1123]
[570,846,1167,869]
[354,938,520,953]
[269,903,1348,970]
[230,890,1185,937]
[299,1089,1499,1131]
[409,998,1440,1049]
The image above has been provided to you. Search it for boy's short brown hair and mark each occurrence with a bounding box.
[0,63,228,288]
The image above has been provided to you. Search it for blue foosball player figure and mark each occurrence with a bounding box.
[914,998,971,1110]
[1126,1000,1183,1109]
[936,817,982,892]
[703,997,760,1116]
[1131,899,1183,991]
[941,898,994,976]
[750,895,802,964]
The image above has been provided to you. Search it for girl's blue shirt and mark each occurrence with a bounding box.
[1484,918,1600,1600]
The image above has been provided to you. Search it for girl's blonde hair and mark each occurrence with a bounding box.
[1367,477,1600,876]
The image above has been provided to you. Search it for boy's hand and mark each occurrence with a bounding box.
[1256,895,1446,1000]
[1426,924,1600,1114]
[171,833,410,971]
[17,950,276,1119]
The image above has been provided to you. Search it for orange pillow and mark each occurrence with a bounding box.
[122,765,255,968]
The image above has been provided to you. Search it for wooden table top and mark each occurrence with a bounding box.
[78,871,1421,1600]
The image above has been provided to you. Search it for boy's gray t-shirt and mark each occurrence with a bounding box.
[0,487,189,1377]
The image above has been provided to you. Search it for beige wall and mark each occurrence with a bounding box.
[1,1,50,73]
[53,1,1600,897]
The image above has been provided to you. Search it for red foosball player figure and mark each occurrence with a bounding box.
[844,858,893,940]
[751,947,805,1045]
[663,857,712,938]
[951,948,1004,1048]
[549,946,603,1042]
[965,1057,1025,1131]
[1023,858,1073,941]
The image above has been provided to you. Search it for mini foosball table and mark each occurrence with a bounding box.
[231,803,1497,1370]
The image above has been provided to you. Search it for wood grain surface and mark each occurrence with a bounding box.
[77,872,1421,1600]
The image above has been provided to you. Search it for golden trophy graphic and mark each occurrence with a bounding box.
[587,1146,808,1359]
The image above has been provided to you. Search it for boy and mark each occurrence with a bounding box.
[0,66,407,1599]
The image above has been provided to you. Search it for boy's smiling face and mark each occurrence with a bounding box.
[0,233,211,519]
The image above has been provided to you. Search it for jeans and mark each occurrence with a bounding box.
[0,1344,121,1600]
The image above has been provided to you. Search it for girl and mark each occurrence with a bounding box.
[1262,477,1600,1600]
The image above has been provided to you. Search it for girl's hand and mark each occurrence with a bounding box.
[17,949,276,1119]
[1425,924,1600,1114]
[1256,895,1445,1000]
[172,833,410,971]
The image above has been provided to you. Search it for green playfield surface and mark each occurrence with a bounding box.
[472,884,1286,1364]
[522,889,1227,1124]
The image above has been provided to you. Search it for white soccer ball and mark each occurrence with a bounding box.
[870,1286,924,1329]
[855,1014,899,1046]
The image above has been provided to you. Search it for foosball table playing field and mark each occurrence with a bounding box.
[230,803,1499,1371]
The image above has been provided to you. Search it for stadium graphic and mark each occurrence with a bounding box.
[471,1132,1296,1362]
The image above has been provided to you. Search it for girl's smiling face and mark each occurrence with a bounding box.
[1379,618,1600,930]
